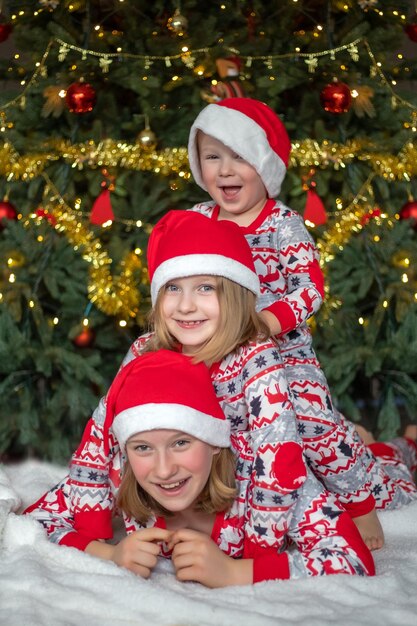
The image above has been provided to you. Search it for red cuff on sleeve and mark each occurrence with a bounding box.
[264,300,297,335]
[73,510,114,541]
[343,493,375,519]
[243,541,290,582]
[368,442,399,460]
[59,531,97,551]
[252,551,290,582]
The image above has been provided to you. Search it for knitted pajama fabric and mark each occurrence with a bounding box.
[190,199,417,511]
[24,333,374,579]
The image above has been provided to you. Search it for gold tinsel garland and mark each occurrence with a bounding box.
[1,139,416,181]
[32,178,145,319]
[1,136,414,321]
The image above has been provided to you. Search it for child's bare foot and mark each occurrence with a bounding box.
[353,508,384,551]
[404,424,417,441]
[355,424,376,445]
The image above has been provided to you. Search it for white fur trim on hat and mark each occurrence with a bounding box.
[188,104,287,198]
[112,403,231,449]
[150,253,260,303]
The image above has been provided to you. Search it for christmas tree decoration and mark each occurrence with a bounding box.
[201,56,247,103]
[399,200,417,230]
[320,82,352,114]
[167,8,188,36]
[303,188,327,226]
[65,82,96,114]
[0,20,12,43]
[6,250,26,269]
[90,188,114,225]
[0,200,18,230]
[42,85,67,118]
[71,325,96,348]
[302,169,327,227]
[39,0,60,9]
[351,85,375,118]
[360,207,381,226]
[35,207,57,226]
[391,250,411,269]
[405,22,417,43]
[136,126,157,150]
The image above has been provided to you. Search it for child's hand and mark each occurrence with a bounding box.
[111,527,173,577]
[258,310,281,336]
[170,528,253,587]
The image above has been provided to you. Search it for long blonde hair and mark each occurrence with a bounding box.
[144,276,269,366]
[117,447,236,523]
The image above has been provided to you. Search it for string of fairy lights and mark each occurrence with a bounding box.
[1,19,417,328]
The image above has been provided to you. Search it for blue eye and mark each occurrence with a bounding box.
[174,439,190,448]
[165,283,179,292]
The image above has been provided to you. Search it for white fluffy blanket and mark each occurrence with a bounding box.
[1,460,416,626]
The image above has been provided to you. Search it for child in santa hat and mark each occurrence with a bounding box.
[26,346,375,584]
[185,97,417,547]
[26,211,416,578]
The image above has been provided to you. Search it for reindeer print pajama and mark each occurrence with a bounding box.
[25,334,375,579]
[191,199,417,512]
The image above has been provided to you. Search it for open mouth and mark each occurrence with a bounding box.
[175,320,205,328]
[157,478,188,492]
[220,186,241,198]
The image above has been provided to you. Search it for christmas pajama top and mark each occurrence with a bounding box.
[190,198,417,512]
[25,337,376,580]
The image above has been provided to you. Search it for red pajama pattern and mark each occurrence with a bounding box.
[25,335,374,580]
[191,199,417,511]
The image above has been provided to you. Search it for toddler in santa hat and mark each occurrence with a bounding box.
[186,97,407,549]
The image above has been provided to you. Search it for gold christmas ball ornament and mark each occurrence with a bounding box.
[167,9,188,36]
[136,127,157,150]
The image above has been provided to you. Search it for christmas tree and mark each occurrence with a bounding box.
[1,0,416,461]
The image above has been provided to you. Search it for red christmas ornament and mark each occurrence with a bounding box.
[90,188,115,225]
[72,326,96,348]
[320,82,352,114]
[303,189,327,226]
[360,207,381,226]
[399,200,417,230]
[0,22,12,43]
[35,207,57,226]
[65,82,96,114]
[0,200,18,231]
[405,23,417,43]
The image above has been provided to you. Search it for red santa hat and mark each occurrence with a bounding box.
[147,209,260,303]
[106,350,230,449]
[188,97,291,198]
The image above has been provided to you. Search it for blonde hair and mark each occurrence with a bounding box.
[117,447,236,524]
[144,276,269,366]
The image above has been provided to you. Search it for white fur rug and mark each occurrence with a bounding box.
[1,460,416,626]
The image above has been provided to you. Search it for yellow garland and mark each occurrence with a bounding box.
[36,180,145,319]
[2,135,415,321]
[1,139,416,181]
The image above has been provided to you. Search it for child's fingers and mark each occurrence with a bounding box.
[136,527,173,543]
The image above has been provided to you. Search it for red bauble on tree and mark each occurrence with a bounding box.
[399,200,417,230]
[320,82,352,114]
[65,82,97,114]
[405,23,417,43]
[0,200,18,231]
[72,326,96,348]
[0,21,12,43]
